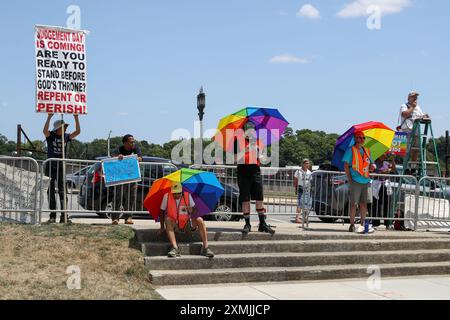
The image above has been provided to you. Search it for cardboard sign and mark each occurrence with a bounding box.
[389,132,408,156]
[35,25,88,115]
[101,155,141,187]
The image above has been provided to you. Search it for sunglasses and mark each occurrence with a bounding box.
[356,136,365,140]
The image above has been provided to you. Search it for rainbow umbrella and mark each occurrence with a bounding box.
[331,121,395,171]
[143,168,224,221]
[214,107,289,151]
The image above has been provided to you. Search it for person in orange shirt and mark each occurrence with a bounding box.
[234,123,275,235]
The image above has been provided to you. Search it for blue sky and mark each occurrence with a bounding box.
[0,0,449,144]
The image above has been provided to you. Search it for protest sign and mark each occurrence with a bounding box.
[35,25,88,115]
[389,131,408,156]
[102,155,142,187]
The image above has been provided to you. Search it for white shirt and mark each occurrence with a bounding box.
[160,193,195,211]
[294,168,312,188]
[400,103,425,131]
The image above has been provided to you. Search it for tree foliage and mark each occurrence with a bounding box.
[1,130,448,172]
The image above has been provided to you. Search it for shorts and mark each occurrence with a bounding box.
[349,181,369,205]
[237,165,264,202]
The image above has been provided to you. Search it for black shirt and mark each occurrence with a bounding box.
[46,131,71,158]
[117,145,142,158]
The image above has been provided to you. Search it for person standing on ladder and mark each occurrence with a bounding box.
[399,91,431,168]
[43,113,81,224]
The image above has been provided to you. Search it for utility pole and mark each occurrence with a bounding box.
[16,124,22,156]
[446,130,449,177]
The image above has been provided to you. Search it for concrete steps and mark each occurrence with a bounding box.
[149,261,450,286]
[134,229,450,286]
[141,239,450,256]
[145,249,450,270]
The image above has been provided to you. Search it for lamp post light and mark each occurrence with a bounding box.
[197,87,206,164]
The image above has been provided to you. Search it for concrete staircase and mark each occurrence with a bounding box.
[133,227,450,286]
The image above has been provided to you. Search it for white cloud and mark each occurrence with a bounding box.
[269,54,310,64]
[337,0,413,18]
[297,4,321,19]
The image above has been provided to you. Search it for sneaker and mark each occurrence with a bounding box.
[242,224,251,235]
[125,218,134,225]
[200,247,214,258]
[46,218,56,224]
[357,225,375,234]
[112,220,119,225]
[349,225,355,232]
[258,223,275,235]
[167,247,181,258]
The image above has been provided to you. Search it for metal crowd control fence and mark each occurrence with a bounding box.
[39,158,179,223]
[1,156,450,230]
[190,165,299,218]
[414,176,450,229]
[309,171,419,230]
[0,156,41,224]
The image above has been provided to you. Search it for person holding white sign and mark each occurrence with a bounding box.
[111,134,142,225]
[43,113,81,224]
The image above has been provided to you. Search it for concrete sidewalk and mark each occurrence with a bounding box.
[156,275,450,300]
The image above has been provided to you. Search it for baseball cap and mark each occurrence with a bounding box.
[53,120,69,131]
[408,91,420,97]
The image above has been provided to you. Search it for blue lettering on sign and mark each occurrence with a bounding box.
[102,155,141,187]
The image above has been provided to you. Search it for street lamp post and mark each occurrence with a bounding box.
[197,87,206,164]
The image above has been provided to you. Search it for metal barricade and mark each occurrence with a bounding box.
[39,158,178,222]
[190,165,299,219]
[4,156,448,231]
[0,156,41,224]
[309,171,418,229]
[414,176,450,229]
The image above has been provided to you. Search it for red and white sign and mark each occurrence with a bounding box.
[35,25,88,115]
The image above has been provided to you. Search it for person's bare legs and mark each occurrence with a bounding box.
[350,203,357,231]
[192,217,208,249]
[242,201,251,234]
[295,207,302,223]
[359,202,367,227]
[164,218,178,249]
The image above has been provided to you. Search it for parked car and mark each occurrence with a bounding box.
[78,156,242,221]
[65,166,89,192]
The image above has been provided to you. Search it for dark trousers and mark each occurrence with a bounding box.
[46,163,67,219]
[111,183,137,220]
[372,184,392,227]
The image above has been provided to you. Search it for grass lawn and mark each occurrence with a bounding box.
[0,223,162,300]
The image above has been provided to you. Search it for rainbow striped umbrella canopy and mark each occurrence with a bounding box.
[143,168,224,221]
[214,107,289,152]
[332,121,395,171]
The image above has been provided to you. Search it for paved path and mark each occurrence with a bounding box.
[155,275,450,300]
